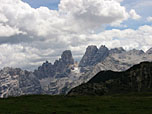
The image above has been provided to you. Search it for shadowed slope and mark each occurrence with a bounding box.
[68,62,152,95]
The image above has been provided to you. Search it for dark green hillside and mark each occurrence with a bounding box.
[0,94,152,114]
[68,62,152,96]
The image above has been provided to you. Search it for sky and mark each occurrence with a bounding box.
[0,0,152,70]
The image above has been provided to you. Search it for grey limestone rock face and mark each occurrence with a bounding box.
[79,45,98,67]
[61,50,74,65]
[90,45,109,65]
[54,50,74,74]
[0,67,42,98]
[79,45,109,67]
[109,47,125,54]
[127,49,145,55]
[34,50,74,79]
[147,48,152,54]
[34,61,55,79]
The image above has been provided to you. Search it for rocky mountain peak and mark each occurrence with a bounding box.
[97,45,109,54]
[79,45,110,67]
[34,50,74,79]
[79,45,98,67]
[90,45,109,65]
[85,45,98,55]
[61,50,74,65]
[128,49,145,55]
[1,67,24,76]
[109,47,125,54]
[41,61,52,68]
[146,48,152,54]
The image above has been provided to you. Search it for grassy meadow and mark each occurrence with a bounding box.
[0,93,152,114]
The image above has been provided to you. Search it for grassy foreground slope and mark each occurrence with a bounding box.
[0,93,152,114]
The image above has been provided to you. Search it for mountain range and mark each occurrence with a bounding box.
[0,45,152,98]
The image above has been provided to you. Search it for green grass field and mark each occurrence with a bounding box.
[0,93,152,114]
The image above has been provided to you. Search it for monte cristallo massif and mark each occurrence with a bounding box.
[0,45,152,98]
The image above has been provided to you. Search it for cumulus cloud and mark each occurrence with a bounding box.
[59,0,129,31]
[0,24,23,37]
[94,25,152,51]
[0,44,56,70]
[129,9,141,20]
[68,25,152,52]
[0,0,132,37]
[0,0,150,70]
[0,13,8,23]
[147,16,152,22]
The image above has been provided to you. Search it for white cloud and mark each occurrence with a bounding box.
[114,0,124,2]
[59,0,129,31]
[129,9,141,20]
[88,25,152,51]
[0,24,23,37]
[147,16,152,22]
[0,0,63,37]
[0,44,55,70]
[0,14,8,23]
[0,0,132,37]
[125,0,152,18]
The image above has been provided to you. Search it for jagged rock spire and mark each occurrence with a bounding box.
[91,45,109,65]
[61,50,74,65]
[34,50,74,79]
[79,45,109,67]
[79,45,98,67]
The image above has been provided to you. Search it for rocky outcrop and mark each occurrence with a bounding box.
[90,45,109,65]
[109,47,125,54]
[68,62,152,96]
[128,49,145,55]
[34,50,74,79]
[54,50,74,74]
[79,45,109,67]
[147,48,152,54]
[61,50,74,65]
[79,45,98,67]
[0,67,42,98]
[34,61,55,79]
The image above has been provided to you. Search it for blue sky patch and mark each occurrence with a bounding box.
[22,0,60,10]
